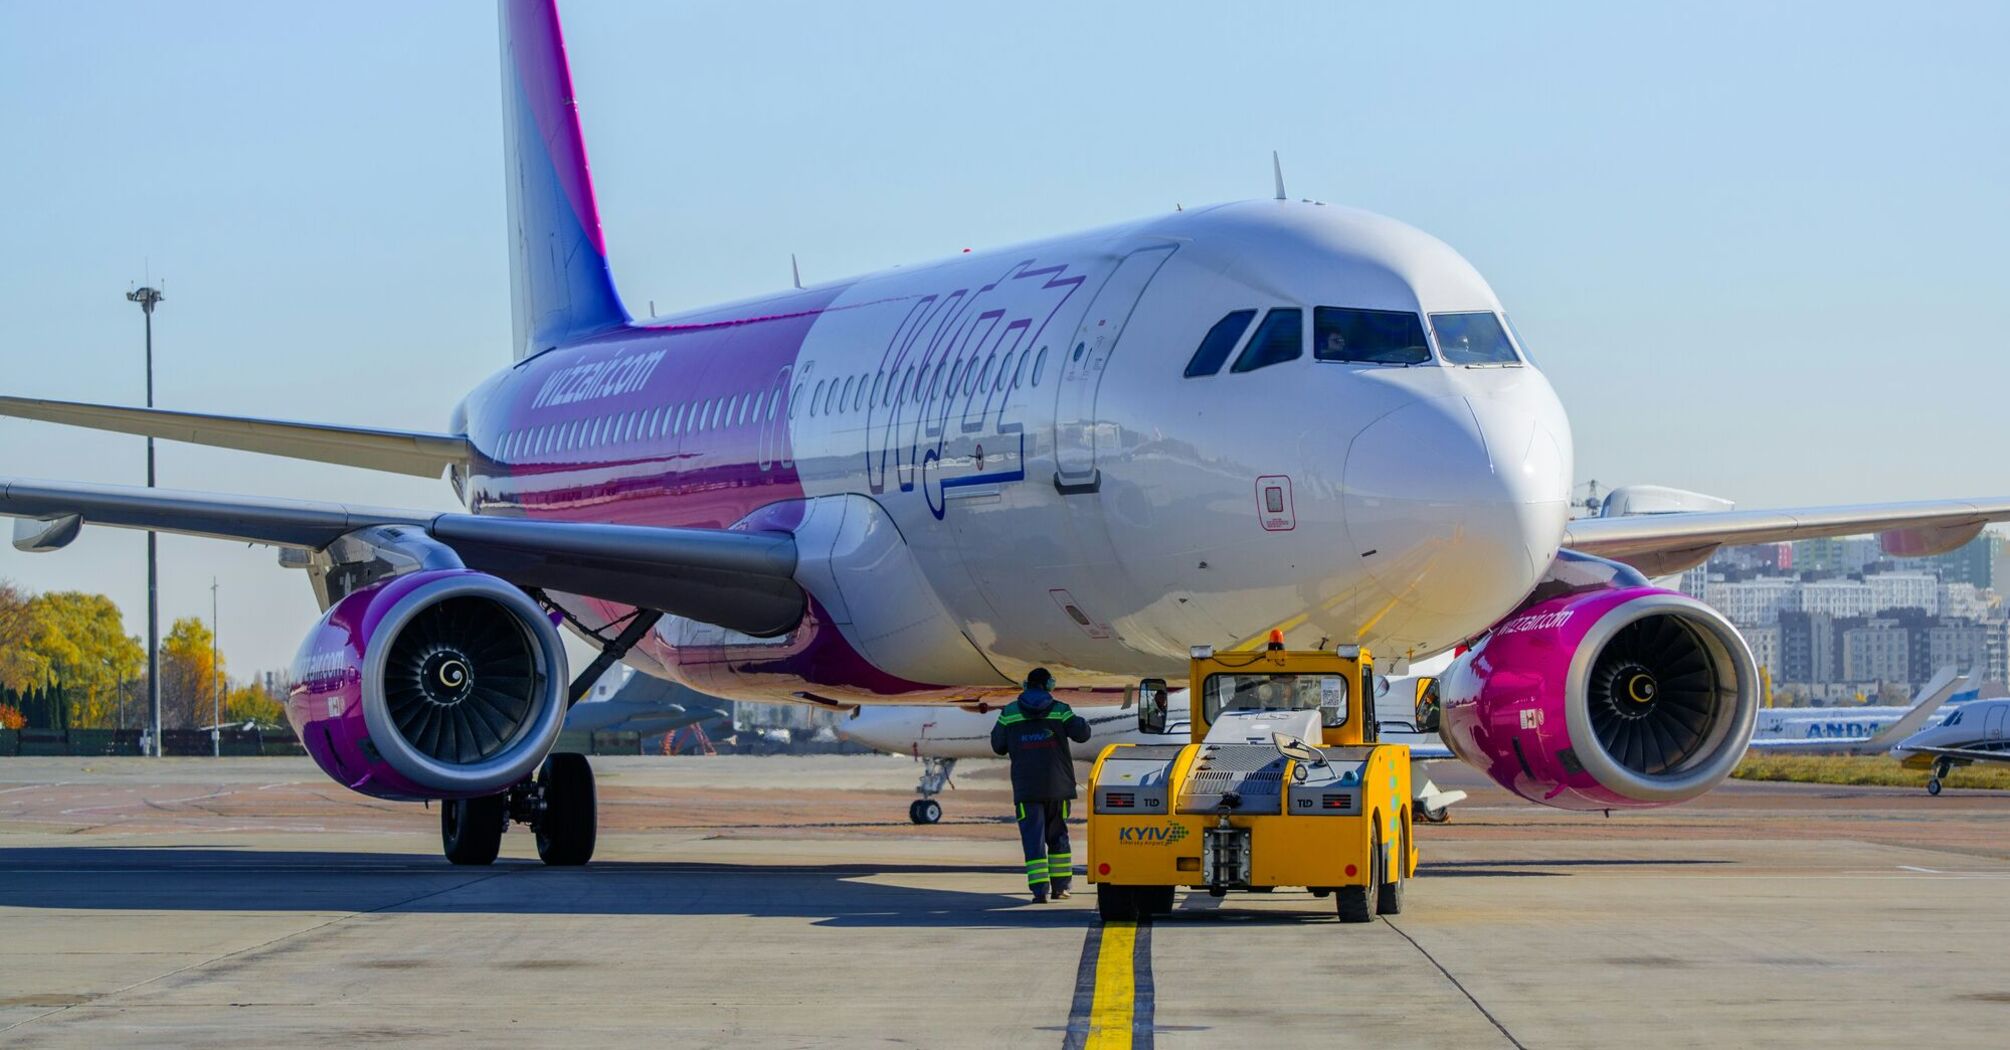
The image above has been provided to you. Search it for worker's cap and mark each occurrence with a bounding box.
[1026,667,1055,690]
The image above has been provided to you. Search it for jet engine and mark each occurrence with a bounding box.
[284,569,569,800]
[1438,568,1759,811]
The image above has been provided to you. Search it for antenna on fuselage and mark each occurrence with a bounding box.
[1272,151,1287,200]
[791,254,803,290]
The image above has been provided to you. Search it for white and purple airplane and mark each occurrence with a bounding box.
[5,0,2009,865]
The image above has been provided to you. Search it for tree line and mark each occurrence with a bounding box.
[0,579,282,731]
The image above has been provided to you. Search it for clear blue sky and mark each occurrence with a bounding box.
[2,1,2005,674]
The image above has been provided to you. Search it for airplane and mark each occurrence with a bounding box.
[1892,696,2010,795]
[6,0,2010,868]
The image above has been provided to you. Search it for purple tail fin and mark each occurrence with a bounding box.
[498,0,628,359]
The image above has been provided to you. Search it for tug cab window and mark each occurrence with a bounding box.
[1430,311,1519,365]
[1314,307,1430,365]
[1184,309,1257,377]
[1230,308,1303,373]
[1201,672,1350,728]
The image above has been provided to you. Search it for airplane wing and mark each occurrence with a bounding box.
[1563,499,2010,576]
[1747,668,1965,755]
[0,476,802,637]
[0,397,468,479]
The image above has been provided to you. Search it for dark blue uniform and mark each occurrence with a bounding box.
[990,688,1091,897]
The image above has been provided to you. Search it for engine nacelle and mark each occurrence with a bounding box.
[1440,586,1759,810]
[285,569,569,800]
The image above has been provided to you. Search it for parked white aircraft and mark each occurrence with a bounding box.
[837,702,1170,824]
[7,0,2010,865]
[1892,696,2010,795]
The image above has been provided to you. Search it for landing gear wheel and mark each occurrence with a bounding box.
[1927,777,1943,796]
[908,799,942,824]
[1377,821,1406,916]
[441,794,505,866]
[1142,885,1177,915]
[1097,884,1141,923]
[1337,829,1382,923]
[1421,804,1450,824]
[533,753,597,866]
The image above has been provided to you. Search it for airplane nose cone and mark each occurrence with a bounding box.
[1343,394,1570,626]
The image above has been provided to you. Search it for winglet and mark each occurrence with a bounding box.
[1272,151,1287,200]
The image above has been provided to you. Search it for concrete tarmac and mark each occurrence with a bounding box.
[2,755,2007,1048]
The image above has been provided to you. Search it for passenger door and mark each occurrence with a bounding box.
[1052,245,1175,493]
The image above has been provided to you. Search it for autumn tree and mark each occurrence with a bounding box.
[159,616,226,729]
[0,580,47,693]
[224,683,285,727]
[8,591,145,728]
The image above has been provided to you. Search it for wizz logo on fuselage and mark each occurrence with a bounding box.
[857,259,1087,519]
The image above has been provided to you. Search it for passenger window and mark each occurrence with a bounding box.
[1314,307,1429,365]
[853,376,867,412]
[1230,309,1304,373]
[840,377,854,413]
[1184,309,1257,377]
[1032,348,1048,385]
[1430,311,1519,365]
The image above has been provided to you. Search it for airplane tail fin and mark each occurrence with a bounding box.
[1857,667,1965,752]
[498,0,628,359]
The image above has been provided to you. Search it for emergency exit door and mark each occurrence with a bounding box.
[1052,245,1175,493]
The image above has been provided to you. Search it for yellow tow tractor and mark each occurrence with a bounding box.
[1086,633,1414,922]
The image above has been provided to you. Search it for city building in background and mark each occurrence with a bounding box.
[1678,532,2007,705]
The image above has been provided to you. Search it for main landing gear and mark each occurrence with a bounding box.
[441,752,598,866]
[907,757,956,824]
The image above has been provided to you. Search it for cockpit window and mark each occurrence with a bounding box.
[1314,307,1430,365]
[1184,309,1257,378]
[1430,311,1519,365]
[1230,308,1303,373]
[1945,709,1964,727]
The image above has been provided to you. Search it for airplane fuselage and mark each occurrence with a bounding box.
[455,200,1574,703]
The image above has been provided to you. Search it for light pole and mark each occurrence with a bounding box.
[211,577,220,757]
[127,285,163,756]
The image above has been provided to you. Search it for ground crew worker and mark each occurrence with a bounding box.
[990,668,1091,902]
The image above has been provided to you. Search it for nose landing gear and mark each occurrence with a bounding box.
[439,752,599,865]
[1927,757,1953,796]
[905,757,956,824]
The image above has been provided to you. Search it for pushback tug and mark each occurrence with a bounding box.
[1086,632,1414,922]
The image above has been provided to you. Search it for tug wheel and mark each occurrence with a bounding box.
[1097,884,1141,923]
[1377,820,1406,916]
[1337,828,1381,923]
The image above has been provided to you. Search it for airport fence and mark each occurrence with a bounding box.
[0,727,306,757]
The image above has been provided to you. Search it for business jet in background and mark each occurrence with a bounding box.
[1893,696,2010,795]
[6,0,2010,867]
